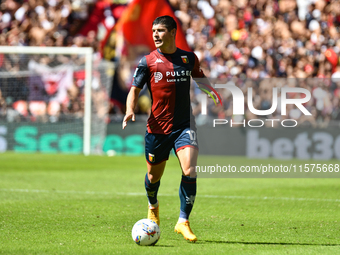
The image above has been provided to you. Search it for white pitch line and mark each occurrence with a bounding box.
[0,188,112,195]
[0,188,339,203]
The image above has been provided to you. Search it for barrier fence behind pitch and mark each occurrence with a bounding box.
[1,122,340,160]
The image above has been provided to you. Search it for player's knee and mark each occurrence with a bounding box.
[182,166,195,176]
[148,173,161,183]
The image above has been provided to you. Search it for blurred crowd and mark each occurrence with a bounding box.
[0,0,340,126]
[173,0,340,80]
[0,0,110,122]
[172,0,340,126]
[0,0,98,48]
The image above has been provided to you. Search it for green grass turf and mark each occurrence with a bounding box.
[0,152,340,254]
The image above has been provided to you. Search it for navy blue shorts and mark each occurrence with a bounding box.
[145,127,199,165]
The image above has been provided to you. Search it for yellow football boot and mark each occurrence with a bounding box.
[174,221,197,242]
[147,202,160,226]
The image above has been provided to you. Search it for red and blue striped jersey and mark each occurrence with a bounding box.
[132,48,205,135]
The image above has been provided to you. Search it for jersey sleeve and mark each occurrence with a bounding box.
[190,52,222,105]
[191,53,205,79]
[132,56,149,89]
[191,53,214,93]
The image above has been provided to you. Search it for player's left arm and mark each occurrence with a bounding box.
[191,54,222,105]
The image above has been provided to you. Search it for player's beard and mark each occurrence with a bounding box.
[154,39,163,48]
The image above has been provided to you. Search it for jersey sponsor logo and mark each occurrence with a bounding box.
[155,58,164,63]
[181,55,189,64]
[148,153,155,163]
[153,70,192,83]
[154,72,163,83]
[166,70,191,77]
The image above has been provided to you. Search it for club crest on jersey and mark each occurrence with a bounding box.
[154,72,163,83]
[181,56,189,64]
[149,153,155,163]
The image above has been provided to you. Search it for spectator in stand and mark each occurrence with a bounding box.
[0,88,6,119]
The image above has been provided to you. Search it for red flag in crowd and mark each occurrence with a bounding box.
[115,0,191,52]
[325,48,339,72]
[107,0,191,110]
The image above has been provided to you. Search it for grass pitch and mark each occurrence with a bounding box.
[0,153,340,254]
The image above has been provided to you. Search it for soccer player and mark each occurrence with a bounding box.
[122,15,217,242]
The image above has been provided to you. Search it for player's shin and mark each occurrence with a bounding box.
[178,175,197,222]
[145,173,160,225]
[144,173,160,207]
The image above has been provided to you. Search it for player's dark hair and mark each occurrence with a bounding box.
[153,16,177,34]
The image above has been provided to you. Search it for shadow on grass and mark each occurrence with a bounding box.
[200,240,340,246]
[154,245,175,247]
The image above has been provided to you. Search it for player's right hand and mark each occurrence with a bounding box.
[122,112,135,129]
